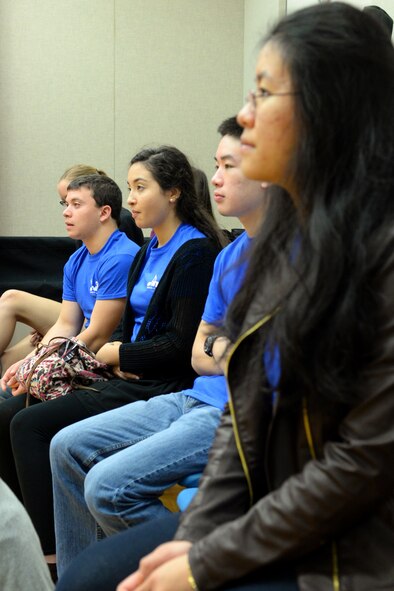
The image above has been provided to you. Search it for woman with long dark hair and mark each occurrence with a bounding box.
[54,4,394,590]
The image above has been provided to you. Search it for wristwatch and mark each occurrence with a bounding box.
[204,334,219,357]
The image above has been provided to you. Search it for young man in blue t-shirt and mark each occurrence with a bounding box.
[51,118,269,573]
[1,174,139,395]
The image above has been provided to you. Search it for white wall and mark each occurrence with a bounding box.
[0,0,249,235]
[244,0,285,96]
[1,0,390,238]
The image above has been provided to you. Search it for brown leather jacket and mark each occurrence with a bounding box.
[176,255,394,590]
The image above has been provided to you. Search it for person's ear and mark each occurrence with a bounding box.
[168,188,181,203]
[100,204,112,221]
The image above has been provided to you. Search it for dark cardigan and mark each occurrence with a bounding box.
[119,237,220,381]
[73,237,220,413]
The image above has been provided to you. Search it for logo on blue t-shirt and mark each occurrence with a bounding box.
[89,280,99,294]
[146,275,159,290]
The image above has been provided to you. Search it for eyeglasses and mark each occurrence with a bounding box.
[245,88,300,111]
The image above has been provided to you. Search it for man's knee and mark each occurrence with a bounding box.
[50,426,77,469]
[84,463,112,519]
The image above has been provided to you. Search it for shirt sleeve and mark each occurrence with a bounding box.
[201,255,227,326]
[95,252,135,300]
[62,258,77,302]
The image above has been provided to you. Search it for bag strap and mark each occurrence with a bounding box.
[49,337,96,359]
[24,338,71,407]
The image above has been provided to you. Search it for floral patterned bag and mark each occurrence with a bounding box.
[16,337,111,404]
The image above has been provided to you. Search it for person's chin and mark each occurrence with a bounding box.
[131,211,144,227]
[66,227,82,240]
[216,203,231,217]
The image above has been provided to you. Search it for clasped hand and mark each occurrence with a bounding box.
[96,342,141,380]
[0,360,26,396]
[116,541,193,591]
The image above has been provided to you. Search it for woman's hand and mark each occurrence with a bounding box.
[29,330,43,346]
[0,360,26,395]
[98,342,142,379]
[112,366,141,380]
[117,541,192,591]
[95,341,122,366]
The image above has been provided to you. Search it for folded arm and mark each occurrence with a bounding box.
[191,320,230,376]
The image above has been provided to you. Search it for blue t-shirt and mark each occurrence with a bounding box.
[129,224,206,341]
[62,229,139,328]
[185,230,251,410]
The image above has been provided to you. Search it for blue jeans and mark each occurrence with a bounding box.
[50,393,222,576]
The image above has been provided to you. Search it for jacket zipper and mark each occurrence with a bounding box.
[225,313,274,506]
[302,398,340,591]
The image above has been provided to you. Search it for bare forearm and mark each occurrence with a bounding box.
[96,341,121,365]
[41,321,81,346]
[76,326,110,353]
[192,334,230,376]
[79,298,126,353]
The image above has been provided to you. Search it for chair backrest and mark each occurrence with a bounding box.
[0,236,76,301]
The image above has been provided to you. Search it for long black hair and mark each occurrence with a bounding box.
[129,146,226,248]
[227,2,394,404]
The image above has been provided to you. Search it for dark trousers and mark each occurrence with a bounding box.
[0,393,98,553]
[56,513,299,591]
